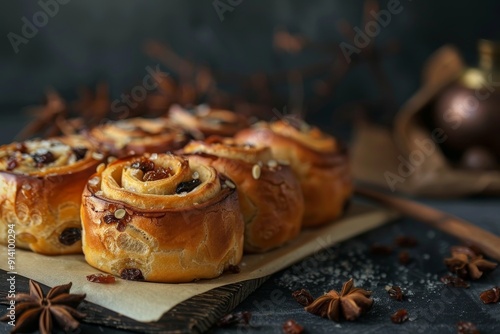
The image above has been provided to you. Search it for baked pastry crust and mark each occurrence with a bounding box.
[81,153,244,283]
[0,136,103,254]
[87,117,187,157]
[169,104,248,139]
[182,138,304,253]
[235,120,352,227]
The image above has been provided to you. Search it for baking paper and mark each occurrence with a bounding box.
[0,203,397,322]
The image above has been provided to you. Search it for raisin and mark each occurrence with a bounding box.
[116,221,127,232]
[104,211,130,232]
[32,151,56,167]
[130,159,155,173]
[440,275,470,288]
[292,289,314,307]
[120,268,144,281]
[457,321,480,334]
[103,214,120,224]
[176,179,201,194]
[390,309,409,324]
[58,228,82,246]
[387,286,404,301]
[226,265,240,274]
[15,143,27,153]
[395,236,418,248]
[282,319,304,334]
[6,156,18,170]
[143,166,173,181]
[479,286,500,304]
[216,311,251,327]
[72,147,88,160]
[86,273,116,284]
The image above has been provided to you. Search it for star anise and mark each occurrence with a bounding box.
[304,278,373,322]
[0,280,86,334]
[444,247,497,280]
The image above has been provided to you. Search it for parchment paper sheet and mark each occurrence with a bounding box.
[0,204,397,322]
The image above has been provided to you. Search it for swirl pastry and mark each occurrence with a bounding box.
[169,104,248,139]
[235,120,352,227]
[0,136,103,254]
[182,138,304,253]
[87,117,187,157]
[81,153,244,283]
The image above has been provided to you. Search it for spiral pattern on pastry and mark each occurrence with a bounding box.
[235,120,352,227]
[81,153,244,283]
[169,104,248,138]
[0,136,103,254]
[182,137,304,253]
[87,117,187,157]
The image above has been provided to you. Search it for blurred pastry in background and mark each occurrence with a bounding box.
[235,119,352,227]
[169,104,249,139]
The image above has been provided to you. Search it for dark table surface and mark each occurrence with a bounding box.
[209,198,500,334]
[1,121,499,334]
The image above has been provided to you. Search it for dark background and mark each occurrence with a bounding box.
[0,0,499,141]
[1,3,500,333]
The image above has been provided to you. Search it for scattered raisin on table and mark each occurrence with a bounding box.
[386,286,404,301]
[292,289,314,307]
[479,286,500,304]
[390,309,409,324]
[457,321,480,334]
[440,275,470,288]
[282,319,304,334]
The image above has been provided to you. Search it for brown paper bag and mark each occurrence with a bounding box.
[352,46,500,197]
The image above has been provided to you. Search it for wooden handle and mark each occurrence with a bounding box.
[355,186,500,261]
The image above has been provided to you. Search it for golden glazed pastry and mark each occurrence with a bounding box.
[182,137,304,253]
[81,153,244,283]
[87,117,187,157]
[235,120,352,227]
[0,136,103,254]
[169,104,249,139]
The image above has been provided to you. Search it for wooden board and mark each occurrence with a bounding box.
[1,272,269,334]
